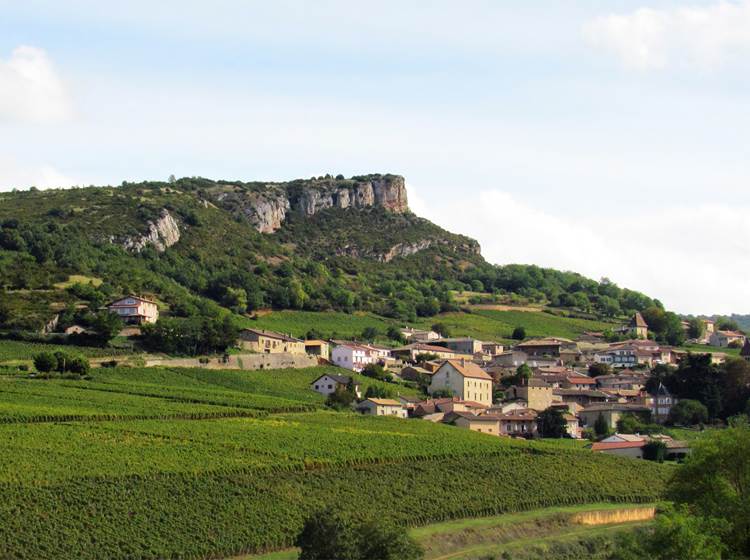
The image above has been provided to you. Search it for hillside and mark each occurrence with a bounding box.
[0,174,660,336]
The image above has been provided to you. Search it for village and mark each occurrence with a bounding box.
[97,294,745,462]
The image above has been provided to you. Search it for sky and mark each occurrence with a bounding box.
[1,1,749,315]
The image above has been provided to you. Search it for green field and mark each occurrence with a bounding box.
[250,309,615,343]
[0,339,135,362]
[0,364,669,559]
[680,343,741,357]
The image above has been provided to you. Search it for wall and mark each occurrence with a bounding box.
[144,352,317,370]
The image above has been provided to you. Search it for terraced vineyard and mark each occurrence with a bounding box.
[0,366,669,559]
[0,339,135,362]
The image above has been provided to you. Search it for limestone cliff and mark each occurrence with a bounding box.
[122,209,181,252]
[206,174,408,233]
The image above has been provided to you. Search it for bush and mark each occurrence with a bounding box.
[33,352,56,373]
[643,440,667,462]
[668,399,709,426]
[512,326,526,340]
[361,363,391,382]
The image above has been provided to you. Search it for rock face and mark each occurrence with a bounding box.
[210,175,409,233]
[335,238,481,262]
[123,209,181,252]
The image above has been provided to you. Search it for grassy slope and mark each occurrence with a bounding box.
[249,308,615,342]
[241,503,658,560]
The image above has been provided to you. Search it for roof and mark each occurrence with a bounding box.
[450,411,499,422]
[631,312,648,328]
[581,403,651,413]
[716,330,746,338]
[515,338,564,348]
[442,359,492,380]
[553,388,609,398]
[565,376,597,384]
[107,295,157,306]
[304,339,328,346]
[364,398,402,406]
[495,409,538,421]
[312,373,356,385]
[591,441,644,451]
[242,328,302,343]
[397,342,460,354]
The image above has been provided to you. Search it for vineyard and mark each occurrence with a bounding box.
[0,366,419,423]
[0,365,669,559]
[0,339,136,362]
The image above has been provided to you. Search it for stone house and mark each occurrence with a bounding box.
[508,378,554,411]
[304,340,330,361]
[447,411,500,436]
[238,329,305,354]
[310,374,362,399]
[357,398,407,418]
[709,330,747,348]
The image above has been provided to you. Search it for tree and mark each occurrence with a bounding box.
[667,419,750,556]
[514,363,532,385]
[668,399,708,426]
[594,413,609,437]
[642,440,667,462]
[326,385,356,410]
[414,352,438,363]
[296,508,359,560]
[365,385,394,399]
[537,407,567,438]
[33,352,56,373]
[358,520,423,560]
[511,326,526,340]
[88,310,124,346]
[687,318,705,340]
[431,388,454,399]
[386,326,405,343]
[431,322,451,338]
[361,327,379,342]
[588,363,611,377]
[613,507,726,560]
[361,363,390,382]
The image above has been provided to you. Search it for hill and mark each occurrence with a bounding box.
[0,173,662,341]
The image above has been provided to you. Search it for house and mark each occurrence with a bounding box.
[400,327,440,342]
[106,295,159,324]
[357,398,408,418]
[481,342,505,356]
[562,413,582,439]
[310,374,362,399]
[392,343,470,363]
[592,437,690,460]
[331,343,376,372]
[553,388,611,407]
[579,403,651,430]
[446,411,500,435]
[562,375,597,390]
[650,383,676,423]
[428,359,493,406]
[496,409,538,437]
[595,372,646,391]
[434,338,484,355]
[513,338,565,358]
[238,329,305,354]
[304,340,330,361]
[630,312,649,339]
[399,365,435,383]
[64,325,88,335]
[507,378,554,411]
[489,351,529,368]
[709,330,747,348]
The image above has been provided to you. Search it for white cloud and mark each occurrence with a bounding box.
[0,157,77,191]
[409,185,750,315]
[584,1,750,70]
[0,45,72,122]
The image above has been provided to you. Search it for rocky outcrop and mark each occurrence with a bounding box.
[208,175,409,233]
[122,209,181,252]
[334,237,481,262]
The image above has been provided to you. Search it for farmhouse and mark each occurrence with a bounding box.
[514,338,565,358]
[507,378,554,411]
[357,398,407,418]
[106,295,159,324]
[579,403,651,430]
[304,339,330,361]
[238,329,305,354]
[496,409,538,437]
[331,342,376,372]
[433,337,484,355]
[428,359,493,406]
[709,330,747,348]
[400,327,440,341]
[392,343,470,362]
[310,374,362,399]
[446,411,500,435]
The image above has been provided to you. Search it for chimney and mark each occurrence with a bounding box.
[460,358,465,367]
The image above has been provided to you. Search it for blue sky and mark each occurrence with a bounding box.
[1,1,749,315]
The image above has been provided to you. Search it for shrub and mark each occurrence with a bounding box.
[643,440,667,462]
[33,352,57,373]
[512,326,526,340]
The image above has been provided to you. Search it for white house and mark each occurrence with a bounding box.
[357,398,408,418]
[331,343,376,372]
[310,374,362,399]
[106,295,159,324]
[428,359,493,406]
